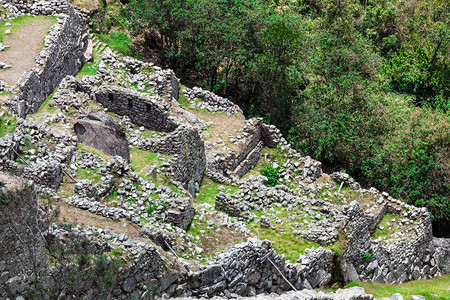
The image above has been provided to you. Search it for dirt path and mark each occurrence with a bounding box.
[0,18,54,85]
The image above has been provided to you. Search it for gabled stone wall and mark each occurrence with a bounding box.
[94,85,179,133]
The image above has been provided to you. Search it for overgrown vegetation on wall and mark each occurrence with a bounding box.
[95,0,450,235]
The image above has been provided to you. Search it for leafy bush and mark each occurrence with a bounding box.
[122,0,450,235]
[260,165,279,187]
[363,252,372,260]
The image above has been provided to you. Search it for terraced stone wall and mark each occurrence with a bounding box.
[5,3,91,117]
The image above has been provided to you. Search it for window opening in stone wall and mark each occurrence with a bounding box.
[128,98,133,108]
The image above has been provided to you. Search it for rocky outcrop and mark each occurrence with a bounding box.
[74,112,130,162]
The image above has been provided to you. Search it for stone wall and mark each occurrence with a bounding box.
[157,69,180,102]
[4,2,91,117]
[180,239,336,298]
[94,85,179,133]
[340,200,439,284]
[433,237,450,275]
[135,125,206,196]
[0,173,48,298]
[182,86,240,114]
[0,0,70,15]
[0,119,76,190]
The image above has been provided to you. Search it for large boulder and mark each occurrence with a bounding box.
[74,112,130,162]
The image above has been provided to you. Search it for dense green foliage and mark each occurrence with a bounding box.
[260,165,279,187]
[97,0,450,235]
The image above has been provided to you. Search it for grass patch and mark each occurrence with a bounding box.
[78,144,111,161]
[76,57,101,78]
[130,148,163,173]
[186,216,247,263]
[77,167,101,183]
[248,207,322,263]
[372,213,402,239]
[0,15,56,43]
[178,87,191,108]
[36,90,57,114]
[197,177,238,205]
[96,31,137,58]
[347,274,450,299]
[139,128,162,139]
[0,112,16,137]
[251,225,321,263]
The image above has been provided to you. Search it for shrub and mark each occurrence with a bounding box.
[147,203,158,215]
[363,252,372,260]
[261,165,279,187]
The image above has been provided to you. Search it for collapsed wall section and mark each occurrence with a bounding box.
[181,239,335,298]
[6,4,91,117]
[0,120,76,190]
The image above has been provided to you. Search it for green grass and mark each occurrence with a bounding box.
[372,213,402,239]
[78,144,111,161]
[0,112,16,137]
[0,15,56,43]
[139,128,162,139]
[178,87,191,107]
[36,90,57,114]
[77,167,101,183]
[130,148,161,173]
[76,57,101,78]
[197,177,238,205]
[347,274,450,300]
[96,31,137,58]
[251,225,321,263]
[248,208,323,263]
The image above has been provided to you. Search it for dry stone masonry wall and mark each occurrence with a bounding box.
[0,174,48,298]
[4,1,92,117]
[0,0,449,298]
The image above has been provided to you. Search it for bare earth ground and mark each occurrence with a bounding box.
[0,18,54,85]
[182,109,246,154]
[69,0,99,10]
